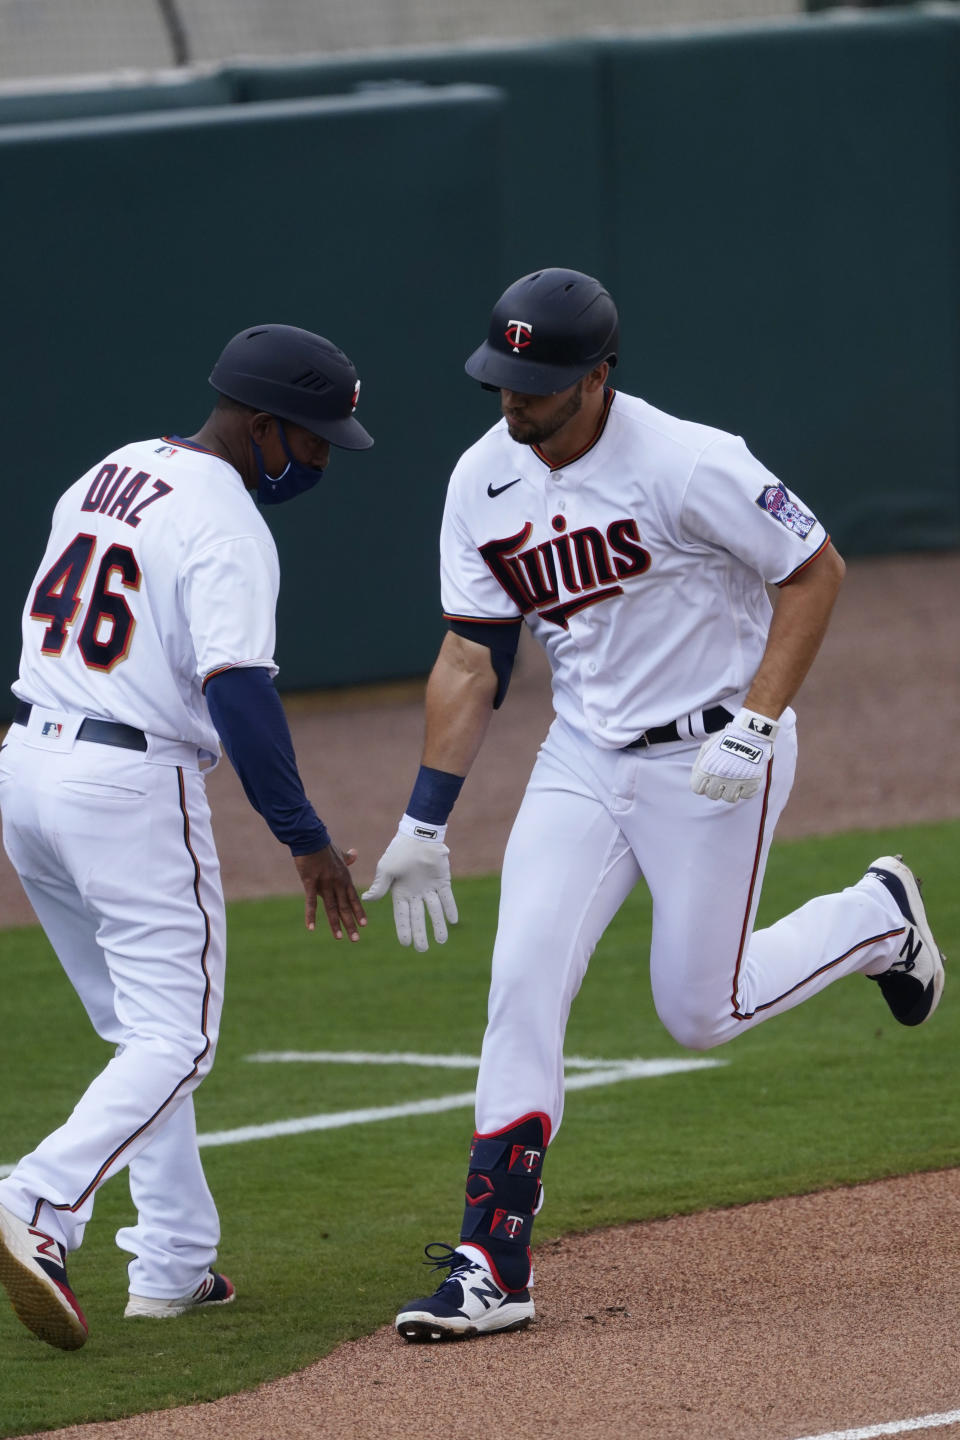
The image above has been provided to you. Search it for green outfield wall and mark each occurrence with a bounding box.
[0,68,235,123]
[600,10,960,555]
[0,8,956,712]
[227,40,609,283]
[0,86,504,703]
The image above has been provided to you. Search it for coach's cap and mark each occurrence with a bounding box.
[210,324,374,450]
[465,268,619,396]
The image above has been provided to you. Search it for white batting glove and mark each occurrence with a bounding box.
[361,820,458,952]
[690,708,780,804]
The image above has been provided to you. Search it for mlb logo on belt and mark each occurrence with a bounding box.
[41,721,63,738]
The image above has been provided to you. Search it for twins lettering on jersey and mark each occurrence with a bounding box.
[479,516,651,629]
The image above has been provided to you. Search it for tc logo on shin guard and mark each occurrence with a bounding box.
[491,1209,526,1241]
[509,1145,543,1174]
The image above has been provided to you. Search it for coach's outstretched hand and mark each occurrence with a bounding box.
[362,831,459,952]
[294,843,367,941]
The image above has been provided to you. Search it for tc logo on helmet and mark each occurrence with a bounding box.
[505,319,533,352]
[350,379,361,412]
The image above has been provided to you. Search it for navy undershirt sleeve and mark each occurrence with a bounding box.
[446,617,522,709]
[205,666,330,856]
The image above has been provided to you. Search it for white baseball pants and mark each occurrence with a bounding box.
[0,716,225,1299]
[475,714,907,1137]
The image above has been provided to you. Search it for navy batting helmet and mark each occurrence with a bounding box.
[209,324,373,450]
[464,268,619,396]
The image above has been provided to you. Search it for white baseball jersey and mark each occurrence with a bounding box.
[14,437,279,754]
[440,390,828,749]
[438,391,909,1181]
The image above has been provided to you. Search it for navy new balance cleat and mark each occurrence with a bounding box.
[124,1269,235,1318]
[0,1202,88,1350]
[866,855,945,1026]
[395,1243,534,1342]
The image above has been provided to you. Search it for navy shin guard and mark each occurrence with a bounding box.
[459,1113,550,1291]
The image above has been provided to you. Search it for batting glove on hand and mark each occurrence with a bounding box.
[690,708,779,804]
[361,824,458,952]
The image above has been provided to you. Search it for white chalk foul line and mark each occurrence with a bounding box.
[196,1057,722,1149]
[196,1089,480,1148]
[0,1054,721,1172]
[245,1049,713,1072]
[790,1410,960,1439]
[248,1049,482,1068]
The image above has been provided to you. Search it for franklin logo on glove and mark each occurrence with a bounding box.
[691,708,779,803]
[718,736,764,763]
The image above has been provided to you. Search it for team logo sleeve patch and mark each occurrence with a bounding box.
[755,480,816,538]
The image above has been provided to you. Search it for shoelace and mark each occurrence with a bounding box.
[422,1241,476,1278]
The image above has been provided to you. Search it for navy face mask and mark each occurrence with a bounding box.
[251,421,325,505]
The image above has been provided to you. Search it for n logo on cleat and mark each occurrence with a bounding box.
[29,1230,60,1260]
[468,1275,503,1310]
[899,928,922,971]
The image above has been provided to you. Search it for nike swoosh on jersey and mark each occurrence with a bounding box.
[487,478,523,498]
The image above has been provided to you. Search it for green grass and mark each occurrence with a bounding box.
[1,820,958,1435]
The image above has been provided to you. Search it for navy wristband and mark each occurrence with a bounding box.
[406,765,465,825]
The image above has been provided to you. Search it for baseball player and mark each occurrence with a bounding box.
[362,269,945,1341]
[0,324,372,1350]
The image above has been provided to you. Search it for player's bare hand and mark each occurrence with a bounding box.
[690,708,779,804]
[294,843,367,940]
[361,830,458,952]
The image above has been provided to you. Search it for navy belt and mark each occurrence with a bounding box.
[624,704,733,750]
[13,700,148,752]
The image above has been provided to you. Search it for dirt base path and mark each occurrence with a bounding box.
[20,1169,960,1440]
[6,550,960,1440]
